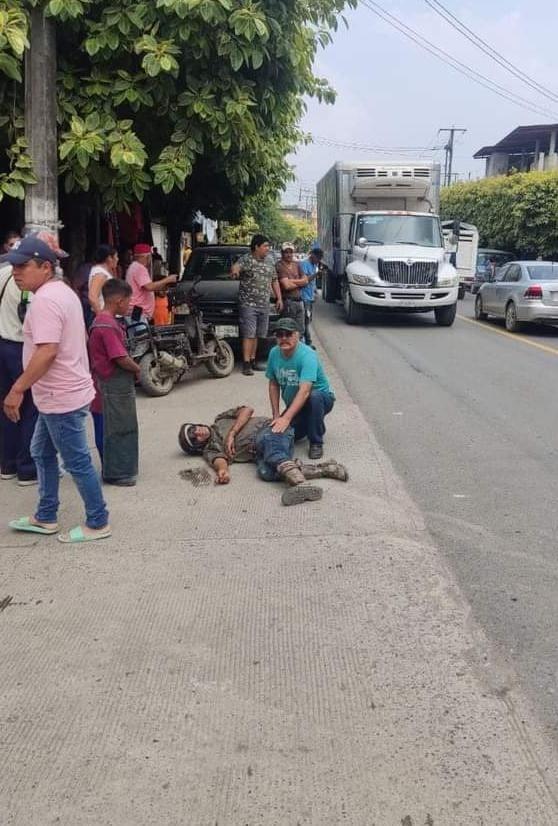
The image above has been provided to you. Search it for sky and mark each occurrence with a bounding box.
[284,0,558,205]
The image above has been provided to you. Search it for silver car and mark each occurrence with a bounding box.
[474,261,558,332]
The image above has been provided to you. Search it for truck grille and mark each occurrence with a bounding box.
[378,259,438,286]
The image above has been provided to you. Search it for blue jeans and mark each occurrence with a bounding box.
[0,338,37,481]
[30,406,109,529]
[255,425,295,482]
[91,411,104,464]
[292,390,335,446]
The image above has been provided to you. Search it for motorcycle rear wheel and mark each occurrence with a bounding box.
[139,353,175,396]
[205,339,234,378]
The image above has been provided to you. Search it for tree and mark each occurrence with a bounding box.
[220,198,316,249]
[441,171,558,258]
[0,0,355,226]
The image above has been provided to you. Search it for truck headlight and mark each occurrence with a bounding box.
[350,273,376,286]
[437,271,458,287]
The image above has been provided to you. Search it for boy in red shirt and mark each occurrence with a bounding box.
[89,280,141,486]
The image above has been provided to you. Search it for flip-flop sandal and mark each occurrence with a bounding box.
[9,516,59,535]
[58,526,112,544]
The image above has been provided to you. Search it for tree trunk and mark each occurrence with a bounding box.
[24,8,58,234]
[166,215,183,275]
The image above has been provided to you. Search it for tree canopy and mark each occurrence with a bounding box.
[221,197,316,248]
[441,171,558,258]
[0,0,355,222]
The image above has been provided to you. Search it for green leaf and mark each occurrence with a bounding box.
[2,180,25,199]
[0,52,21,82]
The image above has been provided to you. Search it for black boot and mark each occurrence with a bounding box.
[242,361,254,376]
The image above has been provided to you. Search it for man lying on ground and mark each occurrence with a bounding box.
[178,405,348,507]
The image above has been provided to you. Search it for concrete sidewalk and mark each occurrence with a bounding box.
[1,335,558,825]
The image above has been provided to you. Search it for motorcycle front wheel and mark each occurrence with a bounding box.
[138,353,175,396]
[205,339,235,378]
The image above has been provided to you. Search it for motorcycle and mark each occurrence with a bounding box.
[126,279,234,397]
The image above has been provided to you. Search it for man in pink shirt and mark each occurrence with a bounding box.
[126,243,177,321]
[3,236,110,543]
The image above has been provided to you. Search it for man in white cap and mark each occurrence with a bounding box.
[275,242,308,334]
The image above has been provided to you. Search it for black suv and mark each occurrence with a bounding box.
[169,245,280,342]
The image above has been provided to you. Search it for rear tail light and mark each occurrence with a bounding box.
[524,285,543,299]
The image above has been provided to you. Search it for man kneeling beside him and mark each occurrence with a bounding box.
[178,406,348,506]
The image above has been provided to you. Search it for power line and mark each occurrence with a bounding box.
[311,134,443,153]
[359,0,558,120]
[423,0,558,104]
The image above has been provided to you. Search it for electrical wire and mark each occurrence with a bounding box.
[359,0,558,120]
[423,0,558,104]
[311,134,443,152]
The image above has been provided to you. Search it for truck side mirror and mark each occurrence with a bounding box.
[357,237,367,248]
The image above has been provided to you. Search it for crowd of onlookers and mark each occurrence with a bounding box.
[0,228,339,542]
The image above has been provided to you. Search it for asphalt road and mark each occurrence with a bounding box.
[313,291,558,746]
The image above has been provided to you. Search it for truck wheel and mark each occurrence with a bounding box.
[343,285,365,325]
[206,339,235,377]
[322,268,337,304]
[139,353,175,396]
[434,302,457,327]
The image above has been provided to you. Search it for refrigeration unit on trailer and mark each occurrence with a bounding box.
[316,160,460,326]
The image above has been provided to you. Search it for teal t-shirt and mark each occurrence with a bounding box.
[265,342,333,407]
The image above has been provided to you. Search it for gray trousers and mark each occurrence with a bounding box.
[281,297,304,334]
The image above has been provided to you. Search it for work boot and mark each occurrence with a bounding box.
[251,360,266,371]
[299,460,349,482]
[242,361,254,376]
[277,460,306,486]
[281,485,323,506]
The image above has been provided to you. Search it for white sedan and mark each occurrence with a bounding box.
[474,261,558,332]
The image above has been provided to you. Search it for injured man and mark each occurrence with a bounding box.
[178,405,348,506]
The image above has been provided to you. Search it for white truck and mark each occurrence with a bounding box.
[316,160,460,325]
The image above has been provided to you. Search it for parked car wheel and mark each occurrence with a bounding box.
[434,302,457,327]
[458,284,465,300]
[474,294,487,321]
[139,353,175,397]
[343,284,365,325]
[205,339,235,377]
[505,301,522,333]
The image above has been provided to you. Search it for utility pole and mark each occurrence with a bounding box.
[438,127,466,187]
[24,7,59,234]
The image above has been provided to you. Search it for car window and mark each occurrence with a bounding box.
[527,264,558,280]
[183,250,247,281]
[504,264,521,282]
[495,264,510,281]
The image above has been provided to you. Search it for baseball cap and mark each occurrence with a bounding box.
[310,244,323,254]
[133,243,152,255]
[3,236,60,266]
[281,241,295,251]
[272,317,300,333]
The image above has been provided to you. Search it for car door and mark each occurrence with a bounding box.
[482,263,507,312]
[494,264,520,316]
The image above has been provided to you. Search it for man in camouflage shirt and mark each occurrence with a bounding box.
[178,405,348,507]
[231,234,282,376]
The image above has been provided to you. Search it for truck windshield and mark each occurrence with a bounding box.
[356,214,442,248]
